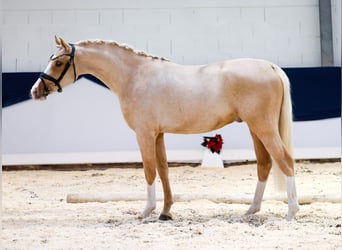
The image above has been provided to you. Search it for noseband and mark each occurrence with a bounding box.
[39,43,77,96]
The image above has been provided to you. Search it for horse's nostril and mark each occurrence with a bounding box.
[31,88,41,100]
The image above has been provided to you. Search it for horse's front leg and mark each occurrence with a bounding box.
[155,133,173,220]
[136,132,157,219]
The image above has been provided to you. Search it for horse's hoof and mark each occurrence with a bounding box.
[286,204,300,221]
[245,205,260,215]
[159,214,173,221]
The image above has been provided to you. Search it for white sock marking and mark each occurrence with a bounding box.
[139,181,156,219]
[246,181,266,215]
[286,176,299,220]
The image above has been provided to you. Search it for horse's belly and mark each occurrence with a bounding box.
[159,105,236,134]
[153,83,237,133]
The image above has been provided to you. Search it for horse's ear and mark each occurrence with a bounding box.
[59,37,70,50]
[54,35,70,50]
[54,35,62,47]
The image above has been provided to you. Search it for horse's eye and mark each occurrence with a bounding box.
[55,61,63,67]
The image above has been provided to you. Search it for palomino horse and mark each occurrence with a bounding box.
[31,36,299,220]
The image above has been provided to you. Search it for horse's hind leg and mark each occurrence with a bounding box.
[246,131,272,215]
[257,131,299,220]
[155,133,173,220]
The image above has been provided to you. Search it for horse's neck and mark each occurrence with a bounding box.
[76,43,144,94]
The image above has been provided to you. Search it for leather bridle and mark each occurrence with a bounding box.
[39,43,77,96]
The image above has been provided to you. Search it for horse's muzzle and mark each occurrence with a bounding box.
[31,79,47,101]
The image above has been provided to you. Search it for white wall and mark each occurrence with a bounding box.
[2,0,341,155]
[5,0,338,72]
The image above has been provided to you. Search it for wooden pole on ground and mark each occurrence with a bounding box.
[67,193,340,204]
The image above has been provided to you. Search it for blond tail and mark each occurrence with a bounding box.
[273,66,294,192]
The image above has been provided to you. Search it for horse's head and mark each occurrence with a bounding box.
[31,36,77,100]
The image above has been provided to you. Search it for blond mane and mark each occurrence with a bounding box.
[77,39,168,61]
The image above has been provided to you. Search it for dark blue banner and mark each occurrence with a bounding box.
[283,67,341,121]
[2,67,341,121]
